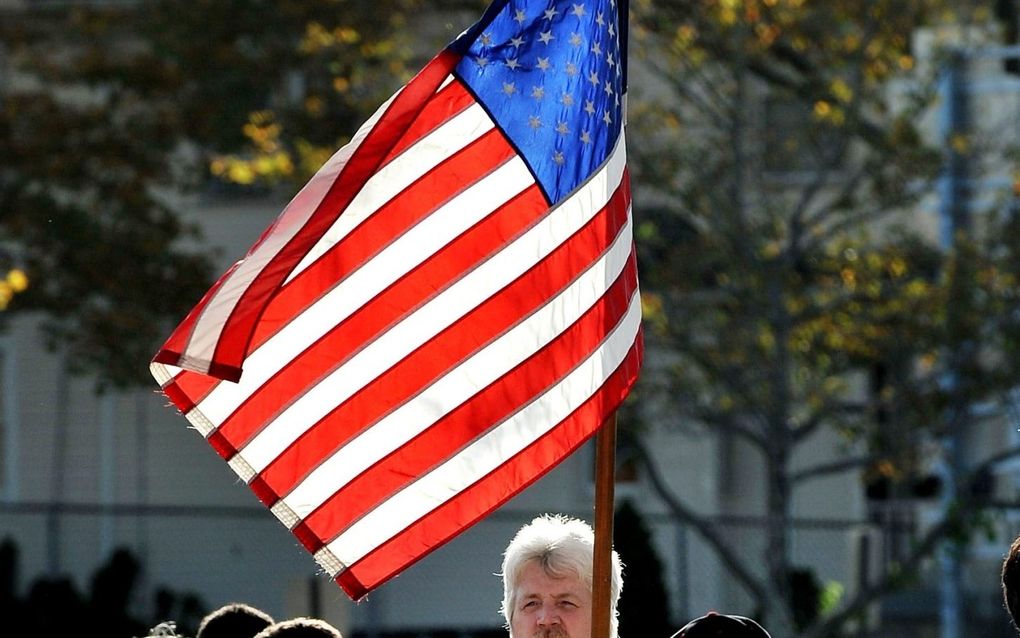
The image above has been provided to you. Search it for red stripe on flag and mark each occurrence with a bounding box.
[160,378,197,415]
[334,332,644,600]
[160,370,214,415]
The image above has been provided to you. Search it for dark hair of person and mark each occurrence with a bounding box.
[1003,535,1020,631]
[197,603,275,638]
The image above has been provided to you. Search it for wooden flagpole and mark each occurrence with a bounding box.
[591,412,617,638]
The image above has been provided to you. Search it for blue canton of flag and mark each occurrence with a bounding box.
[452,0,628,203]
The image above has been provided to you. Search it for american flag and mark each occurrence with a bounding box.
[151,0,641,599]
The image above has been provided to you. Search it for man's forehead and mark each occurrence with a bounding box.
[517,563,589,597]
[519,588,583,599]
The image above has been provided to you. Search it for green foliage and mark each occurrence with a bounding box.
[818,580,844,616]
[785,567,846,632]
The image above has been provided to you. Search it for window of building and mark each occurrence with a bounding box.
[997,0,1020,75]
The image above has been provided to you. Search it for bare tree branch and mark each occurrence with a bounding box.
[790,400,867,445]
[790,454,877,485]
[679,406,769,452]
[625,430,770,610]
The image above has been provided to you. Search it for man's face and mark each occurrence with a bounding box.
[509,560,592,638]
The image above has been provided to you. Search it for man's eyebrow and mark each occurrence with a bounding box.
[553,592,581,600]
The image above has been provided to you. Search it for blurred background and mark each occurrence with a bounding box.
[4,0,1020,636]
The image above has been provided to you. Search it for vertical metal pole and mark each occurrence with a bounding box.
[938,50,967,638]
[591,413,617,638]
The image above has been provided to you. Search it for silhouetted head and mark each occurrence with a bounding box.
[670,612,771,638]
[253,617,343,638]
[1003,535,1020,632]
[197,603,275,638]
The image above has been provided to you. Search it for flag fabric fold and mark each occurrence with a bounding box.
[152,0,641,600]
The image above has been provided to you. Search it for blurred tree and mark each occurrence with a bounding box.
[625,0,1020,636]
[0,0,440,387]
[0,7,214,388]
[614,499,673,638]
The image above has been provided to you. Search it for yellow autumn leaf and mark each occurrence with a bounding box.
[6,269,28,292]
[227,162,256,185]
[830,78,854,103]
[888,257,907,278]
[334,26,360,44]
[305,96,325,116]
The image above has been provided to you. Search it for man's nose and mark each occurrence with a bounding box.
[537,606,560,626]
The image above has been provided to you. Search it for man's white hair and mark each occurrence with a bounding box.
[499,513,623,638]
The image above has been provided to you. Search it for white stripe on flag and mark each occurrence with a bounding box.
[316,284,643,574]
[277,212,634,521]
[150,363,181,386]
